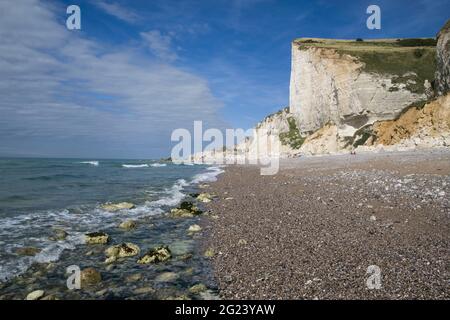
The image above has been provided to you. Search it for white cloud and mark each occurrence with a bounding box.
[0,0,225,158]
[140,30,178,62]
[93,0,140,23]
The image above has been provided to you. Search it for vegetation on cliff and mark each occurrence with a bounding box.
[294,38,436,94]
[279,117,305,149]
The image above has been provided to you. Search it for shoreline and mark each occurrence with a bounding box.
[202,149,450,299]
[0,164,223,300]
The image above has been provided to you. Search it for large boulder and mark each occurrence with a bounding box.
[104,243,140,263]
[169,201,202,218]
[80,267,102,287]
[435,19,450,96]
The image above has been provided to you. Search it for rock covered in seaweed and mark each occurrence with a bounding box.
[169,201,202,218]
[85,232,110,244]
[104,243,140,263]
[49,228,68,241]
[137,245,171,264]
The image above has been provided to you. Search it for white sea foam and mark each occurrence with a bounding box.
[150,163,167,167]
[191,166,224,184]
[147,179,188,208]
[122,164,149,168]
[79,161,99,166]
[0,165,224,282]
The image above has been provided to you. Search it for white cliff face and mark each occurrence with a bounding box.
[435,20,450,96]
[191,108,299,163]
[289,45,426,135]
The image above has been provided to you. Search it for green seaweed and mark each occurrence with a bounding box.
[279,117,305,149]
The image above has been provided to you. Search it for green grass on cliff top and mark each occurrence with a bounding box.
[293,38,437,93]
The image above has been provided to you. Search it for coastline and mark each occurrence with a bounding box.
[0,163,223,300]
[202,149,450,299]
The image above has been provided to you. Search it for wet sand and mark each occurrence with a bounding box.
[202,149,450,299]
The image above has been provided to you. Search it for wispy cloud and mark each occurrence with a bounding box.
[93,0,140,24]
[140,30,178,62]
[0,0,225,158]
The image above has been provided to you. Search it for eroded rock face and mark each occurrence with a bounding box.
[372,94,450,148]
[289,45,426,134]
[435,19,450,96]
[85,232,109,245]
[137,246,171,264]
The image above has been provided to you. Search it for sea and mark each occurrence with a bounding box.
[0,158,223,299]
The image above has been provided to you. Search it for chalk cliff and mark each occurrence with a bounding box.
[192,21,450,162]
[435,19,450,96]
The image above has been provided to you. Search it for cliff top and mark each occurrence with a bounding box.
[293,38,437,94]
[293,38,437,52]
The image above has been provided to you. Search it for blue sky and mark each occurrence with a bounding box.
[0,0,448,158]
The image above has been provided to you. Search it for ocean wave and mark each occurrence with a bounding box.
[146,179,188,208]
[79,161,99,166]
[0,165,223,282]
[191,166,224,184]
[122,164,149,168]
[150,163,167,167]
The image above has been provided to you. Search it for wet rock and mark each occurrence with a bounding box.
[101,202,135,212]
[41,294,58,300]
[133,287,155,295]
[177,253,193,261]
[183,267,194,276]
[187,224,202,234]
[189,283,207,294]
[81,267,102,287]
[16,247,41,256]
[200,290,220,300]
[85,232,110,245]
[169,208,195,218]
[105,243,140,263]
[125,273,142,283]
[118,220,137,230]
[49,228,68,241]
[155,272,178,282]
[169,201,202,218]
[26,290,44,300]
[197,193,216,203]
[137,246,171,264]
[95,289,108,296]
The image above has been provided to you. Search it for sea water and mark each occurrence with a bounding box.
[0,158,222,299]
